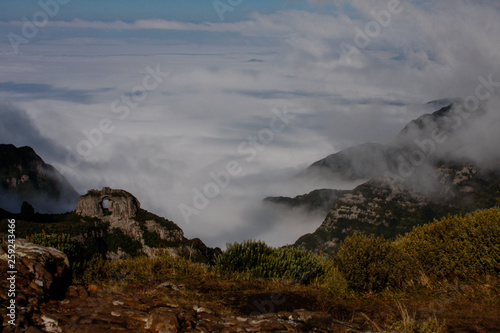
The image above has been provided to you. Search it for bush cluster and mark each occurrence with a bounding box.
[396,207,500,279]
[334,207,500,291]
[104,228,142,256]
[215,240,323,284]
[334,234,413,291]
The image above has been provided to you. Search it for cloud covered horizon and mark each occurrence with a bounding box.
[1,0,499,248]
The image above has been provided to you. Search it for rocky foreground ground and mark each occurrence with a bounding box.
[0,239,365,332]
[31,285,364,333]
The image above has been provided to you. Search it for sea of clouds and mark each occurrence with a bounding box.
[0,0,499,248]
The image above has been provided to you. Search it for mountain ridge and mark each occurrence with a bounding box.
[294,161,500,253]
[264,189,348,215]
[265,102,500,253]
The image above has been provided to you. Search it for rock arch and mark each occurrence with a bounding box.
[101,197,110,209]
[75,187,140,219]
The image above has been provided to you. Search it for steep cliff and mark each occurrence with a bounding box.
[0,144,79,213]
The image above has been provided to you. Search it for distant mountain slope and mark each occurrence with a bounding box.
[269,103,488,212]
[279,102,500,253]
[303,103,484,183]
[264,189,348,215]
[294,162,500,254]
[0,144,79,213]
[305,142,392,181]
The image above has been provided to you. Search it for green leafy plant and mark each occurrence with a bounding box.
[215,240,323,284]
[27,232,88,283]
[27,232,81,262]
[334,234,413,291]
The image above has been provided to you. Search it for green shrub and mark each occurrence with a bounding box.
[334,234,413,291]
[272,247,324,284]
[215,240,323,284]
[105,228,142,256]
[27,233,82,262]
[27,232,89,283]
[142,230,164,248]
[397,207,500,279]
[216,240,273,274]
[81,255,108,285]
[316,259,349,293]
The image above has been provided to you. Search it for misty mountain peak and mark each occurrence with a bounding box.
[396,104,454,142]
[0,144,79,213]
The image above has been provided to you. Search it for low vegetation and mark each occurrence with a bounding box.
[215,240,323,284]
[396,207,500,280]
[25,232,101,283]
[8,206,500,331]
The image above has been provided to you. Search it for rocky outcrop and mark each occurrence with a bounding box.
[75,188,184,259]
[0,239,71,331]
[76,187,140,219]
[74,188,219,262]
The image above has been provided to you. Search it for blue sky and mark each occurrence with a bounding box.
[0,0,338,22]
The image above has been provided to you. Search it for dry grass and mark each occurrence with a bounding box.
[385,300,447,333]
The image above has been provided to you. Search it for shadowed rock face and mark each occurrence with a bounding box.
[75,187,140,219]
[0,144,79,213]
